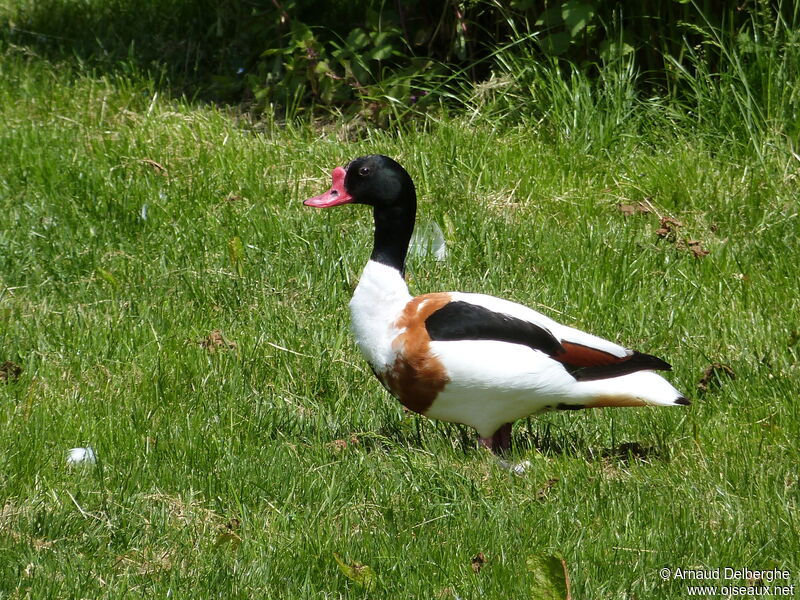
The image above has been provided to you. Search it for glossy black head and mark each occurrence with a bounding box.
[303,154,415,209]
[303,154,417,275]
[342,155,416,208]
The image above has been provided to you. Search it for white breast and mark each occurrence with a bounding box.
[349,261,412,371]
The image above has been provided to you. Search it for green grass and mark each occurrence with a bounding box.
[1,32,799,600]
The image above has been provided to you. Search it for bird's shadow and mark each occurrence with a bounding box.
[513,422,667,464]
[361,416,669,464]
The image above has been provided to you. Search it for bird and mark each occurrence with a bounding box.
[304,154,689,455]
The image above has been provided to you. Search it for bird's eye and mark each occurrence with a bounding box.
[358,166,370,176]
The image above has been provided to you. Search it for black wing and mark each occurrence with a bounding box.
[424,301,565,356]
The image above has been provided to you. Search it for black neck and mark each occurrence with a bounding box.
[370,202,416,276]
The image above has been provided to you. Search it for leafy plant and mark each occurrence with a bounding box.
[3,0,798,143]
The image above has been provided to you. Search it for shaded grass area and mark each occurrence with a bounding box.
[1,44,799,599]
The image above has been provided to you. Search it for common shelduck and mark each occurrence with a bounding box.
[304,155,689,454]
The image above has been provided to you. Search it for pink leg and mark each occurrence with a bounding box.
[479,423,513,454]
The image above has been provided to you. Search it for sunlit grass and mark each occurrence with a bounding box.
[1,36,798,600]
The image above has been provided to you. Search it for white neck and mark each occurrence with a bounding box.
[349,260,412,371]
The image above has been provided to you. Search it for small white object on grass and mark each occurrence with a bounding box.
[496,458,532,474]
[66,447,96,466]
[409,221,447,261]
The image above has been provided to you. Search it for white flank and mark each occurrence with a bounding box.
[425,340,576,437]
[425,340,681,437]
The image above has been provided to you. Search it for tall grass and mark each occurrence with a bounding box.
[455,0,800,164]
[661,0,800,159]
[3,0,798,142]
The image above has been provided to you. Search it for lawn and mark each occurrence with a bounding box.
[1,17,799,600]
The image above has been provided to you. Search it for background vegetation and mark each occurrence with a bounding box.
[4,0,799,132]
[1,0,798,598]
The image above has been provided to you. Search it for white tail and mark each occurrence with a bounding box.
[568,371,688,409]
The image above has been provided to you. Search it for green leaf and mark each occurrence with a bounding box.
[599,39,634,61]
[562,1,596,38]
[540,32,571,56]
[534,4,563,28]
[96,268,119,290]
[314,60,332,75]
[228,236,245,276]
[367,45,395,61]
[213,529,241,550]
[346,28,370,50]
[735,31,756,54]
[260,47,285,58]
[526,554,570,600]
[333,552,377,591]
[289,21,313,42]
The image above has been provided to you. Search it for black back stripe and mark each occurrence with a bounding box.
[424,301,565,356]
[564,351,672,381]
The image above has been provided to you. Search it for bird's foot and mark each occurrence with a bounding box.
[479,422,513,454]
[479,423,531,473]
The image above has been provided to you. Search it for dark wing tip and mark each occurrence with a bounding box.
[674,396,691,406]
[565,350,673,381]
[630,351,672,372]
